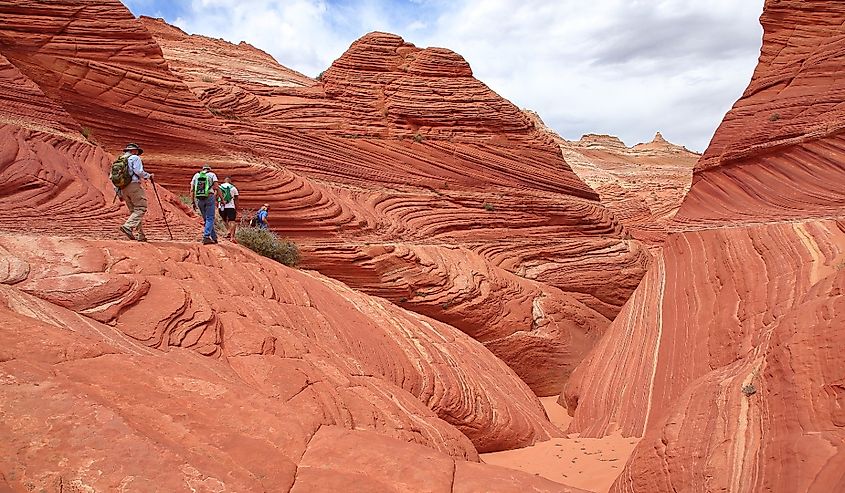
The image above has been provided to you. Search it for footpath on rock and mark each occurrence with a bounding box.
[2,0,845,492]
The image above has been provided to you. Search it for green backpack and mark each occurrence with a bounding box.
[194,171,212,198]
[109,155,132,189]
[220,183,233,203]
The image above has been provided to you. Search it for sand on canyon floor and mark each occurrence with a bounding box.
[480,397,639,493]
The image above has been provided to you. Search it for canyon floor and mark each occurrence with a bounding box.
[482,398,640,493]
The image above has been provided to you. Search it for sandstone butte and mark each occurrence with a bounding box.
[0,0,649,491]
[526,109,700,250]
[560,0,845,491]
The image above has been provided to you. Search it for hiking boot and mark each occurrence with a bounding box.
[136,235,148,242]
[202,237,215,245]
[119,225,135,240]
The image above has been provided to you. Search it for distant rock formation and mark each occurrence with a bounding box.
[526,110,700,248]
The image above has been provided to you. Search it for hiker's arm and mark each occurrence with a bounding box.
[189,178,197,209]
[131,156,152,180]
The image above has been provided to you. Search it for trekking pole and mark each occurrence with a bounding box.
[150,177,174,241]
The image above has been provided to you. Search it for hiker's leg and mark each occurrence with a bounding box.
[123,183,147,231]
[200,198,215,239]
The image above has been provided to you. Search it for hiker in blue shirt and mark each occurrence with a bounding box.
[116,143,153,242]
[190,164,220,244]
[256,204,270,230]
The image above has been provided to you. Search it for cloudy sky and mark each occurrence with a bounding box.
[123,0,765,152]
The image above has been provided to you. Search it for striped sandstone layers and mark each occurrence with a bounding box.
[0,1,653,395]
[0,235,587,492]
[563,1,845,491]
[0,0,652,490]
[526,110,700,249]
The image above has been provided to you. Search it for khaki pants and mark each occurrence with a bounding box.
[122,182,147,238]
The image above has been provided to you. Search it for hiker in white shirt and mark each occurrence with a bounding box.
[218,176,239,242]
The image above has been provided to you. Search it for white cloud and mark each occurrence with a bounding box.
[129,0,765,152]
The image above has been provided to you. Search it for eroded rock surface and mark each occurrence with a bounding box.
[562,1,845,491]
[0,234,586,491]
[527,111,700,248]
[5,2,653,397]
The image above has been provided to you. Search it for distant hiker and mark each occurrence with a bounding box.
[218,176,239,242]
[190,164,220,244]
[111,143,152,242]
[255,204,270,230]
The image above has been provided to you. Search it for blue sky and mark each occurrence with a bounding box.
[122,0,765,152]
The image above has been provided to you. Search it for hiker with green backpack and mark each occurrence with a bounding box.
[111,143,153,242]
[217,176,239,242]
[190,164,221,244]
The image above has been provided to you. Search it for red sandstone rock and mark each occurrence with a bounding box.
[0,0,665,488]
[2,235,562,454]
[527,111,700,248]
[562,1,845,490]
[0,272,583,491]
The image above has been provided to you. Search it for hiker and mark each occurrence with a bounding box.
[111,143,153,242]
[218,176,239,242]
[255,204,270,230]
[190,164,220,244]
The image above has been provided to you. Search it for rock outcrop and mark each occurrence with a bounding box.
[527,111,700,248]
[0,0,655,490]
[562,1,845,491]
[0,237,582,491]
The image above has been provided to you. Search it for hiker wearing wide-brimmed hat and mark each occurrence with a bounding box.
[112,143,153,241]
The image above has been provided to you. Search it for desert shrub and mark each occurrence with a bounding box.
[413,132,424,143]
[201,75,214,83]
[316,70,325,81]
[741,383,757,396]
[769,113,781,122]
[236,226,300,267]
[80,127,92,140]
[483,202,496,212]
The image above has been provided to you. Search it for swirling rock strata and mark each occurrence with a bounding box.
[0,2,651,394]
[563,1,845,490]
[0,260,580,491]
[527,111,700,248]
[1,234,564,455]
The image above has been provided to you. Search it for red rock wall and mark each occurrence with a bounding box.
[0,3,650,397]
[562,1,845,490]
[0,241,585,491]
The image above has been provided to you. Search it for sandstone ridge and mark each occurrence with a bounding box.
[562,0,845,490]
[0,0,649,490]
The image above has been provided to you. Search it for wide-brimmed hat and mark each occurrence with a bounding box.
[123,143,144,154]
[202,164,212,170]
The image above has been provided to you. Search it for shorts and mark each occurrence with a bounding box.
[221,208,237,222]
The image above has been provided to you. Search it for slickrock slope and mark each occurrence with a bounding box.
[563,1,845,491]
[141,16,650,394]
[0,1,654,395]
[0,0,650,489]
[0,234,592,491]
[527,111,699,248]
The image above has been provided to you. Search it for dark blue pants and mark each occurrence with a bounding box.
[197,196,217,241]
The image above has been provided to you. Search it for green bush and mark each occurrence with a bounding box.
[236,226,300,267]
[483,202,496,212]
